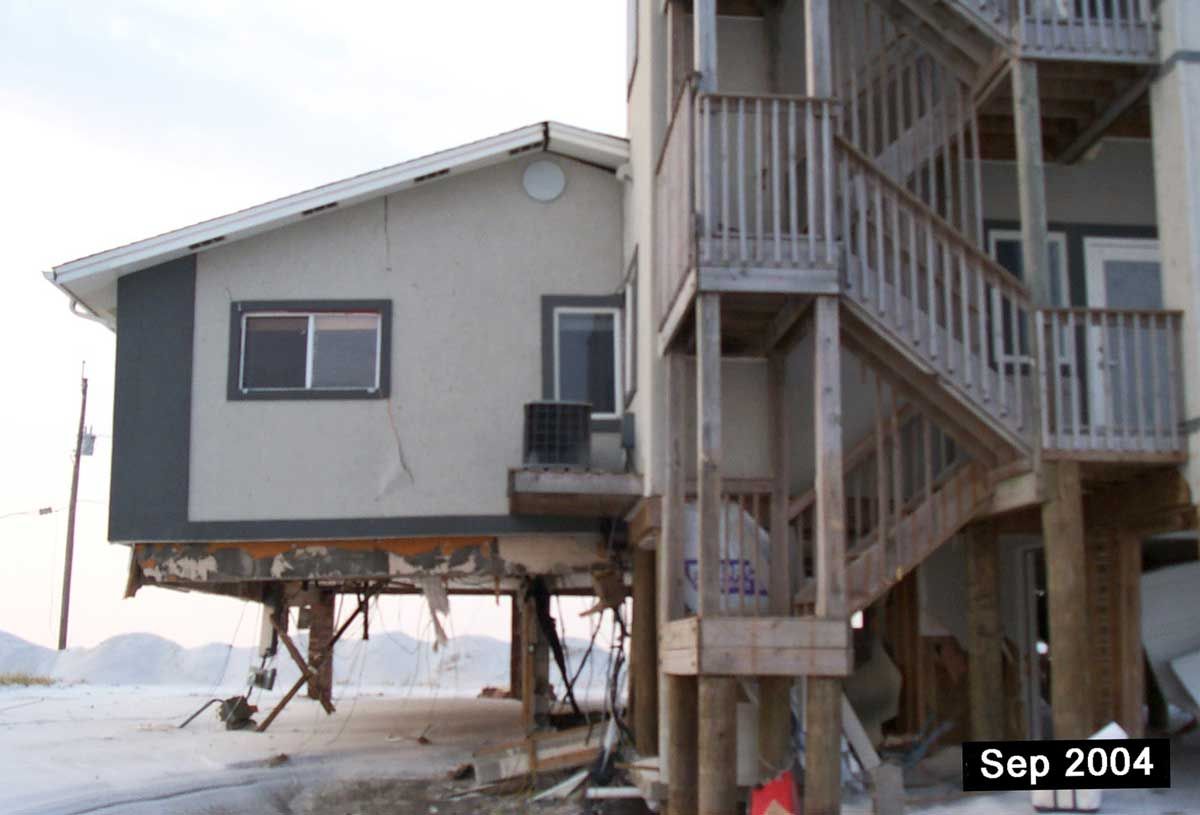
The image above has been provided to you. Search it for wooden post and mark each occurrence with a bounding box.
[633,546,660,755]
[510,594,523,700]
[694,0,717,93]
[967,523,1005,740]
[1115,530,1145,737]
[807,295,846,815]
[521,589,550,731]
[663,353,698,815]
[760,351,793,778]
[695,292,736,815]
[1041,461,1091,739]
[1013,59,1051,307]
[306,590,335,706]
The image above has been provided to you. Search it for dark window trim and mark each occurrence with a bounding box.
[541,294,624,433]
[227,299,392,401]
[623,250,639,408]
[983,220,1157,308]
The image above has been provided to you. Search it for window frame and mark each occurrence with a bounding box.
[552,305,624,422]
[623,250,639,406]
[227,299,391,401]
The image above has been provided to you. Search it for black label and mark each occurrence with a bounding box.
[962,739,1171,791]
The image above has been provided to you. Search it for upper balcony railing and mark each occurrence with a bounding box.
[655,83,840,330]
[1037,308,1185,459]
[959,0,1158,62]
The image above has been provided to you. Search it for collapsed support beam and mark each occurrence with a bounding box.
[1042,461,1091,739]
[306,590,335,706]
[966,523,1005,741]
[633,546,659,756]
[695,292,737,815]
[806,294,846,815]
[663,353,698,815]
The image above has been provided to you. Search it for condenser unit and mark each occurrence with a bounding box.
[523,401,591,469]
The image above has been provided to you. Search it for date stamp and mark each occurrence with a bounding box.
[962,738,1171,791]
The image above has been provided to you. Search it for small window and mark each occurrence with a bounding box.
[229,301,390,400]
[554,307,622,420]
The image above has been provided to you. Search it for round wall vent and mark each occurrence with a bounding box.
[522,160,566,202]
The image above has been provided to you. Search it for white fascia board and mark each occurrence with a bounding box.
[51,124,552,285]
[546,122,629,168]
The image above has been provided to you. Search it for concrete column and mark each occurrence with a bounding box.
[1151,2,1200,502]
[520,589,550,730]
[306,590,335,706]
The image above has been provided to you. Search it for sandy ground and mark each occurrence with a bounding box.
[1,685,1196,814]
[0,684,592,815]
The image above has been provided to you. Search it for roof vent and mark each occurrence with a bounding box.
[523,401,591,469]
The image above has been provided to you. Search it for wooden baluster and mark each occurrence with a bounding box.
[823,101,835,264]
[1112,312,1127,449]
[738,98,748,264]
[927,219,938,361]
[977,266,990,404]
[993,288,1007,417]
[1130,312,1143,450]
[960,249,971,391]
[1037,310,1050,448]
[788,99,799,266]
[772,99,781,266]
[737,492,746,615]
[890,388,903,570]
[890,190,902,329]
[1147,313,1161,451]
[721,98,730,263]
[1169,314,1183,451]
[1089,312,1101,450]
[1010,293,1024,432]
[806,100,817,264]
[908,206,919,344]
[942,241,954,375]
[839,142,852,290]
[1067,310,1083,450]
[875,173,886,315]
[1051,310,1065,451]
[875,373,887,559]
[857,161,870,301]
[755,98,764,264]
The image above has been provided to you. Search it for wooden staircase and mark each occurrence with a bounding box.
[791,397,994,615]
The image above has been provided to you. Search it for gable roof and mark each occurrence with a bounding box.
[46,121,629,327]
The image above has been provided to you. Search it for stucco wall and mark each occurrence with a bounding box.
[189,155,624,522]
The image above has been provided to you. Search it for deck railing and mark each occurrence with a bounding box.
[693,94,839,272]
[838,137,1037,446]
[655,81,696,332]
[1037,308,1185,457]
[1013,0,1157,61]
[654,88,840,329]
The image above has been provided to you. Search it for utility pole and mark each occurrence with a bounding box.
[58,367,88,651]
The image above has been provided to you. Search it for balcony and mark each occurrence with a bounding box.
[957,1,1157,62]
[655,85,841,353]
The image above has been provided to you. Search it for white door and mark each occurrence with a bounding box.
[1083,237,1163,439]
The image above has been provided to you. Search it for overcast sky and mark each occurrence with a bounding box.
[0,1,627,650]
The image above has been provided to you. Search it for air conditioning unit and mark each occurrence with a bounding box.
[523,401,591,469]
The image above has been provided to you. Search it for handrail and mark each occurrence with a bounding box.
[655,73,700,177]
[836,135,1032,306]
